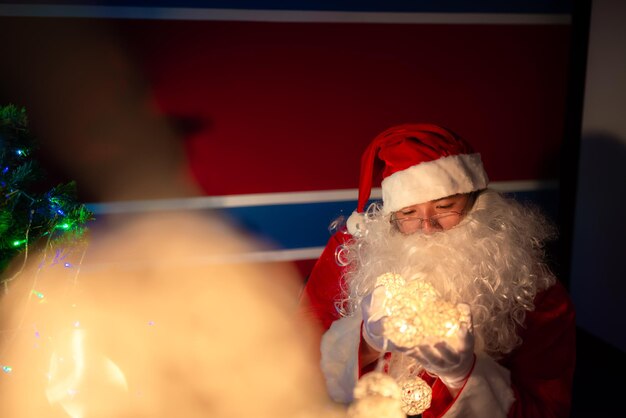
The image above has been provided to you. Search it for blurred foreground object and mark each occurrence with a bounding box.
[0,212,343,418]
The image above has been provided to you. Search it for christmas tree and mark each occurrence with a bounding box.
[0,104,94,280]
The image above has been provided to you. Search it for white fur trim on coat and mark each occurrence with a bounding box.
[382,153,488,213]
[320,314,363,404]
[442,353,515,418]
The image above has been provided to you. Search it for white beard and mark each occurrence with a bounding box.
[338,189,556,357]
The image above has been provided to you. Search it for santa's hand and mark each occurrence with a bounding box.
[410,304,475,389]
[360,286,391,352]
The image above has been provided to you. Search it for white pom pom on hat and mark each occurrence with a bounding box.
[346,123,489,236]
[346,210,366,237]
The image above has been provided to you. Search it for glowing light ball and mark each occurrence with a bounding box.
[399,375,433,416]
[374,273,406,298]
[349,370,432,417]
[378,274,466,350]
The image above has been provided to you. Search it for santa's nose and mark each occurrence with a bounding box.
[420,219,440,234]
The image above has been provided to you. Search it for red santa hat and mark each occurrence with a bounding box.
[346,123,489,235]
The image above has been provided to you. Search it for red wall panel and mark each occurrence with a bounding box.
[118,20,570,195]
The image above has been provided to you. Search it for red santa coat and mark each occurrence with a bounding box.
[300,230,576,418]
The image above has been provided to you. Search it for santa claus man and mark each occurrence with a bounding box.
[300,123,575,418]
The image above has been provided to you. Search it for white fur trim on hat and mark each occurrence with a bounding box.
[382,153,488,213]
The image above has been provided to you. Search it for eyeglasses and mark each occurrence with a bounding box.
[390,211,464,230]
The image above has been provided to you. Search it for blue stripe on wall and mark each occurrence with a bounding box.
[220,200,355,250]
[0,1,573,14]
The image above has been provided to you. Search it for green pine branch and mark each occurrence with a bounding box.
[0,104,94,279]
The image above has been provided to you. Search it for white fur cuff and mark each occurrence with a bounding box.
[442,353,515,418]
[320,314,363,403]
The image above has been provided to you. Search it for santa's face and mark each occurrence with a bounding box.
[390,193,472,235]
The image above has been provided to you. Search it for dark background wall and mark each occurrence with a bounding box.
[570,0,625,354]
[568,1,626,416]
